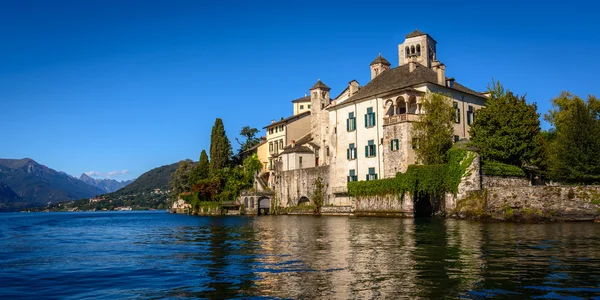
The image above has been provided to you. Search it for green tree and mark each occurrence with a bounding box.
[188,150,209,186]
[469,81,543,168]
[544,92,600,183]
[168,159,194,201]
[232,126,262,165]
[411,93,455,165]
[209,118,232,174]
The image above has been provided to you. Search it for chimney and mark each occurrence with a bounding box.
[431,60,445,85]
[437,63,446,85]
[349,80,359,96]
[408,56,416,73]
[291,140,296,148]
[271,120,275,124]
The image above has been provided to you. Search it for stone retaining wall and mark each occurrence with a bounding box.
[483,175,530,188]
[321,205,353,216]
[354,194,413,217]
[486,186,600,221]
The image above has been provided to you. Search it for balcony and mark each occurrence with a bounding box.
[383,113,419,126]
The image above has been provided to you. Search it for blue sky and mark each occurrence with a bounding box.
[1,0,598,181]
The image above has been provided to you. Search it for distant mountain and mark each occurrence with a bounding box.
[79,173,132,193]
[0,182,24,211]
[0,158,104,210]
[109,162,179,196]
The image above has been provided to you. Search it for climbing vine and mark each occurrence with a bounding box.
[348,148,475,199]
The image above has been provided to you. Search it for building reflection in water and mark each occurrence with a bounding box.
[162,216,600,298]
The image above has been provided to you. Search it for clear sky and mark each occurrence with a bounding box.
[1,0,598,181]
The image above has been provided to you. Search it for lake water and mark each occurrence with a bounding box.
[1,212,599,299]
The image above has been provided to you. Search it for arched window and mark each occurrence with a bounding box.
[384,99,394,117]
[416,44,421,56]
[411,45,415,55]
[405,46,409,58]
[396,96,407,114]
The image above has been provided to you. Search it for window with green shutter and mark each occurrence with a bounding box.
[347,143,357,160]
[347,112,356,131]
[347,169,357,182]
[366,167,378,181]
[467,105,473,125]
[365,140,376,157]
[454,102,460,124]
[365,107,376,128]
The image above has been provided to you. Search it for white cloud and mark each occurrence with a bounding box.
[85,170,129,178]
[107,170,129,178]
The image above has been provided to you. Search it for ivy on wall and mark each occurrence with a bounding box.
[348,148,475,199]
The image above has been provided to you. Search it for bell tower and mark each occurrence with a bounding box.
[398,29,437,68]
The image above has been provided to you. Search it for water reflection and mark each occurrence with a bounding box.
[164,217,600,299]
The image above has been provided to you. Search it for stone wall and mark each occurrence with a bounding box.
[276,166,330,208]
[483,175,530,188]
[485,186,600,221]
[354,194,413,217]
[321,205,353,216]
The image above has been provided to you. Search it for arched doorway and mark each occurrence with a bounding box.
[414,194,434,217]
[258,197,270,215]
[297,196,310,206]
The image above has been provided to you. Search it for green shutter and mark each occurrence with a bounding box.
[372,113,376,126]
[375,174,378,180]
[365,146,368,157]
[364,114,368,127]
[347,149,350,159]
[373,145,376,157]
[346,119,349,131]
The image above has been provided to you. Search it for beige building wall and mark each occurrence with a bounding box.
[256,141,270,172]
[282,152,316,171]
[286,116,311,143]
[293,101,311,115]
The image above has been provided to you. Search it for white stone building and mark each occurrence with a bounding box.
[270,30,487,208]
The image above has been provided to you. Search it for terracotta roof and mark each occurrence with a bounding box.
[291,95,310,103]
[310,80,331,91]
[406,29,427,38]
[370,54,391,66]
[341,63,485,105]
[263,111,310,129]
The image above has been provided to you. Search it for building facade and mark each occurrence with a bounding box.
[268,30,487,208]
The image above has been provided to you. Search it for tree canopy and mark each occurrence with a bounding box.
[411,92,455,165]
[544,92,600,183]
[169,159,194,201]
[469,81,543,168]
[233,126,262,165]
[188,150,209,186]
[209,118,232,174]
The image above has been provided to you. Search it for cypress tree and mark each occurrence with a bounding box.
[188,150,209,186]
[209,118,232,174]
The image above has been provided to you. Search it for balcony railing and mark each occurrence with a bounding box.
[383,113,419,125]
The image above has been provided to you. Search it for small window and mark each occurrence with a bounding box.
[365,140,376,157]
[366,167,378,181]
[365,107,376,128]
[347,112,356,132]
[300,105,304,109]
[453,102,461,124]
[347,143,357,160]
[347,169,358,182]
[280,139,283,150]
[321,103,325,109]
[299,156,303,168]
[467,105,474,125]
[390,139,399,151]
[269,142,273,152]
[454,135,460,143]
[308,105,311,109]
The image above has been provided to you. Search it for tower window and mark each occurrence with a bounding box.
[411,45,415,55]
[416,44,421,56]
[405,46,409,58]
